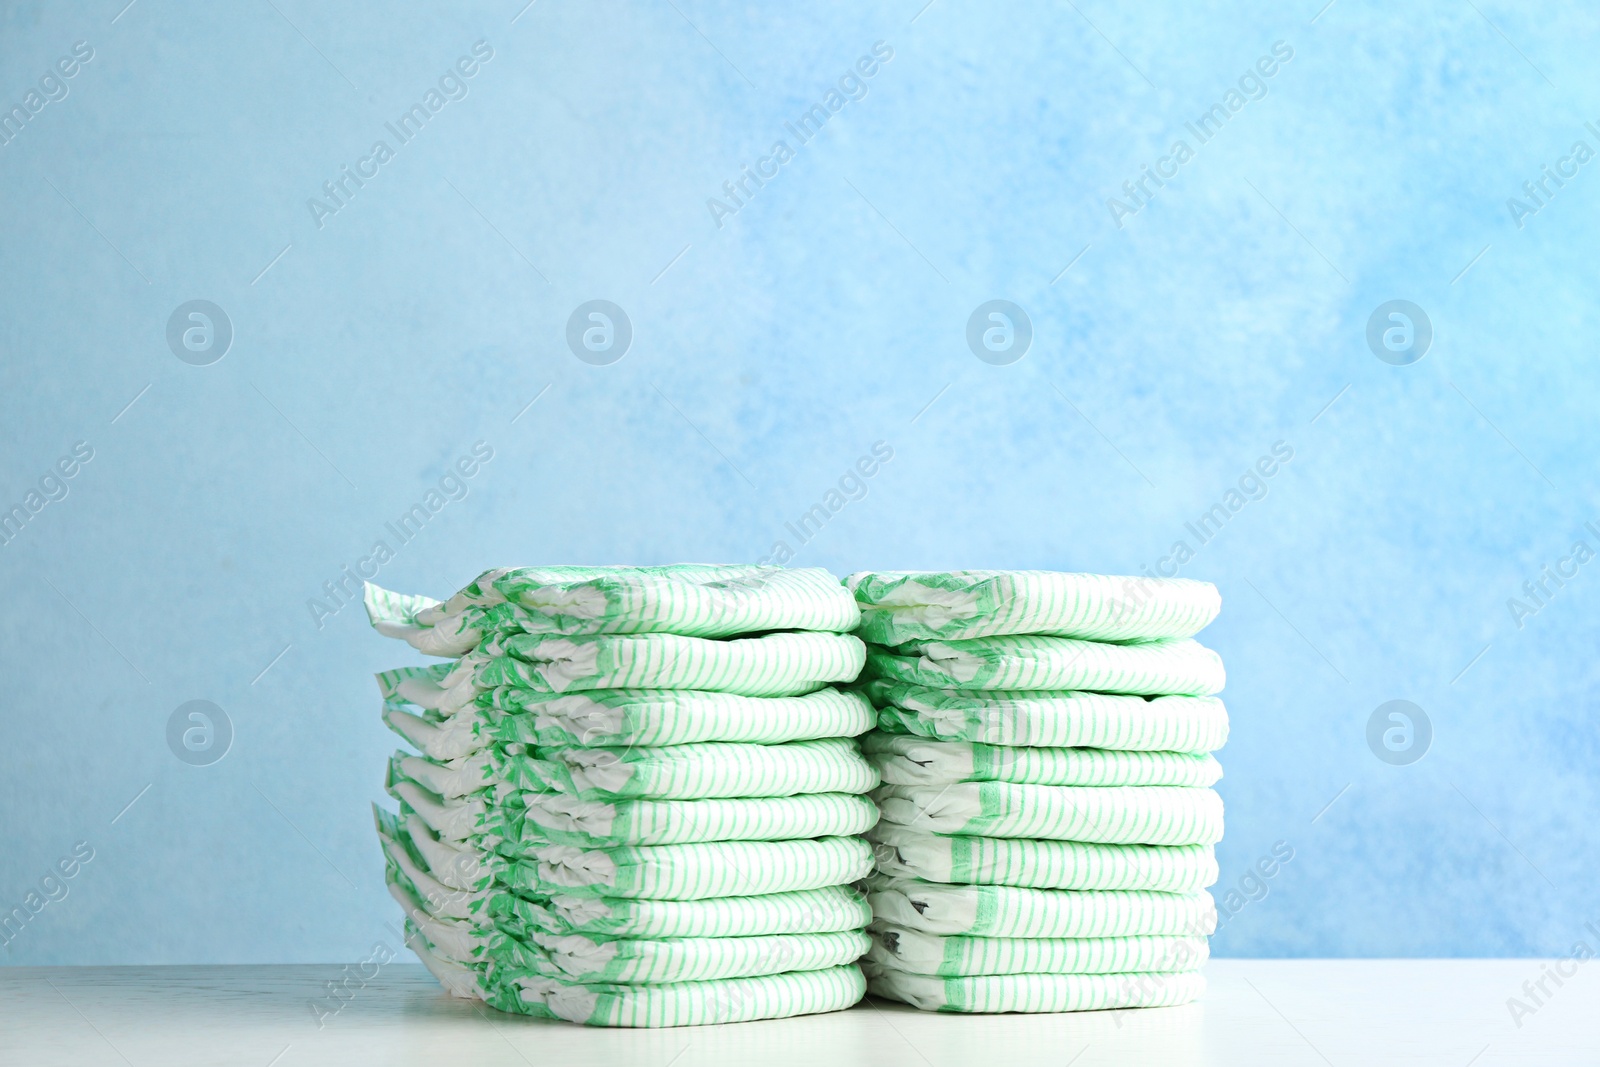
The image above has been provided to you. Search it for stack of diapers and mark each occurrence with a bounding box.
[847,570,1228,1015]
[363,565,881,1026]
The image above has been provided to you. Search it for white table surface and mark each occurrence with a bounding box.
[2,960,1595,1066]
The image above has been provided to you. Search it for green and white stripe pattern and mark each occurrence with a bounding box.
[406,927,870,1025]
[365,566,861,652]
[867,683,1228,752]
[434,631,863,702]
[872,783,1225,845]
[518,793,882,850]
[495,838,875,900]
[865,875,1218,938]
[379,686,874,758]
[866,926,1209,977]
[863,733,1222,787]
[510,965,868,1027]
[516,738,880,801]
[501,885,875,939]
[867,823,1218,893]
[532,929,872,983]
[847,570,1221,645]
[861,964,1206,1014]
[391,737,879,802]
[864,635,1224,696]
[392,767,879,849]
[368,565,877,1025]
[858,570,1223,1014]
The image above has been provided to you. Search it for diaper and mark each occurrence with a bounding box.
[530,929,871,983]
[397,774,880,850]
[429,630,866,701]
[847,570,1220,645]
[365,566,861,653]
[500,886,874,940]
[867,682,1229,753]
[516,837,875,900]
[861,733,1222,787]
[866,925,1209,977]
[376,680,875,758]
[862,963,1205,1014]
[866,823,1218,893]
[507,738,881,801]
[864,636,1225,697]
[872,783,1225,845]
[863,875,1216,938]
[496,964,868,1027]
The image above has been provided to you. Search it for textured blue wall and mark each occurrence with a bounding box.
[2,0,1597,964]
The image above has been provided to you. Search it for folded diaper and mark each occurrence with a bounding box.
[861,964,1205,1014]
[866,823,1218,893]
[500,885,875,940]
[501,964,868,1027]
[862,733,1222,788]
[517,792,881,849]
[366,566,861,653]
[419,630,866,703]
[864,876,1217,938]
[519,738,881,801]
[440,834,876,901]
[873,783,1224,846]
[865,636,1224,697]
[397,770,879,849]
[394,736,880,803]
[867,683,1229,753]
[847,570,1221,645]
[866,925,1209,977]
[531,929,872,983]
[378,682,874,758]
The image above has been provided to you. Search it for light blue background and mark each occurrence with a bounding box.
[2,0,1597,965]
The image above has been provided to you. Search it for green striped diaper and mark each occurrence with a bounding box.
[506,738,880,801]
[867,682,1229,752]
[491,964,867,1026]
[389,737,879,802]
[499,885,874,939]
[873,783,1225,845]
[449,630,865,702]
[866,925,1209,976]
[864,636,1225,697]
[383,807,873,900]
[479,683,877,736]
[862,963,1204,1013]
[501,837,875,900]
[847,570,1220,645]
[517,791,880,849]
[867,823,1218,893]
[364,566,860,654]
[398,770,880,848]
[864,875,1217,938]
[377,681,874,758]
[530,929,871,983]
[862,733,1222,788]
